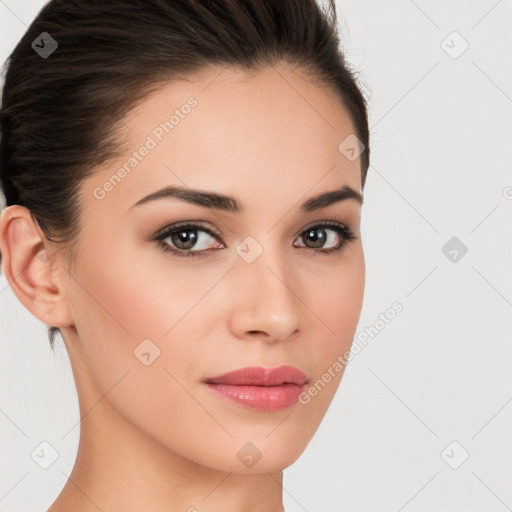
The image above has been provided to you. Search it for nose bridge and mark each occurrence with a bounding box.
[237,231,290,292]
[232,232,301,337]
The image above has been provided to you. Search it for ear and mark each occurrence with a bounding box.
[0,205,73,328]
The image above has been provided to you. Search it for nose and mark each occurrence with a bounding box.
[227,241,302,343]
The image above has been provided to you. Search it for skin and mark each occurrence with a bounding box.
[0,61,365,512]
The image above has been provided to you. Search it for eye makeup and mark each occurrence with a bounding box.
[150,219,357,260]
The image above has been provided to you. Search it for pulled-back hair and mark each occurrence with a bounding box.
[0,0,370,349]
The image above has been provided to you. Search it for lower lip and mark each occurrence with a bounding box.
[204,382,306,411]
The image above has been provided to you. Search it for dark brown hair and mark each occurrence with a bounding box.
[0,0,370,350]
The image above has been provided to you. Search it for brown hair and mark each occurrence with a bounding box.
[0,0,370,349]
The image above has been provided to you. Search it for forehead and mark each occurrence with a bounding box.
[83,62,362,214]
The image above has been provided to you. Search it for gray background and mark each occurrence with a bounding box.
[1,0,511,511]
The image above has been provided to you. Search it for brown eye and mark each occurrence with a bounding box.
[170,228,200,250]
[153,222,223,259]
[301,227,329,249]
[294,222,356,254]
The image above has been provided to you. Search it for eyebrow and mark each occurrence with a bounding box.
[129,184,363,213]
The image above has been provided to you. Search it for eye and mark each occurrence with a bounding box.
[152,222,223,260]
[151,220,357,260]
[294,221,356,254]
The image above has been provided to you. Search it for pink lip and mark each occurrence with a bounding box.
[203,365,308,411]
[205,365,308,386]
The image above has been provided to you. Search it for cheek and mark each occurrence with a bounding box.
[72,233,224,339]
[299,246,365,401]
[67,244,182,382]
[67,248,227,447]
[292,273,363,435]
[309,246,365,343]
[68,238,232,398]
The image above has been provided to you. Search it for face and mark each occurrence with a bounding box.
[63,62,365,473]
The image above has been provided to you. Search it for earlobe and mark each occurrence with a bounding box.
[0,205,73,327]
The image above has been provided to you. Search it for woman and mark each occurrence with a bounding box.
[0,0,370,510]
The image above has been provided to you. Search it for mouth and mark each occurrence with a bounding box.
[202,365,308,411]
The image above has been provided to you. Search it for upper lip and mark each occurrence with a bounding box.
[204,365,308,386]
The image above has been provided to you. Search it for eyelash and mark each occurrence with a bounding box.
[151,220,357,260]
